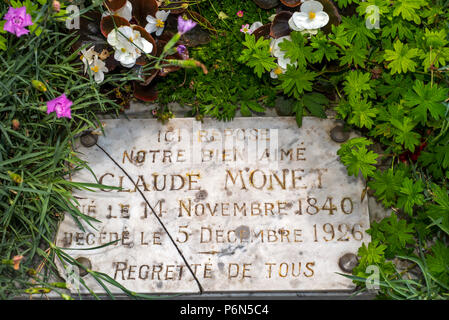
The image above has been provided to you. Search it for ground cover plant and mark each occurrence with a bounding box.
[0,0,448,300]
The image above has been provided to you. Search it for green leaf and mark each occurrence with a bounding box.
[239,34,277,78]
[310,34,338,63]
[379,212,415,252]
[390,117,421,152]
[341,16,376,48]
[294,100,304,127]
[426,241,449,283]
[0,35,6,51]
[384,40,419,74]
[404,81,448,124]
[278,31,313,68]
[358,241,387,266]
[347,98,379,129]
[338,138,378,179]
[343,70,376,100]
[397,178,425,215]
[368,168,406,207]
[392,0,427,24]
[339,43,368,68]
[277,65,317,99]
[427,184,449,235]
[302,93,328,118]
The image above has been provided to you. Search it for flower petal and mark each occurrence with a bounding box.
[146,15,156,23]
[156,10,170,21]
[145,21,157,34]
[116,1,133,21]
[249,21,263,33]
[156,27,164,37]
[305,12,329,29]
[139,38,153,53]
[300,0,323,13]
[288,14,304,31]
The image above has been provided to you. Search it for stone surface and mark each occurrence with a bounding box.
[56,117,371,294]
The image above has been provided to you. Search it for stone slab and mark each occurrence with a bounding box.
[55,117,371,294]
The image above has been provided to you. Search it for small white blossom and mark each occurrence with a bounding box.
[107,26,153,68]
[288,0,329,32]
[145,10,170,37]
[89,55,108,83]
[80,46,96,74]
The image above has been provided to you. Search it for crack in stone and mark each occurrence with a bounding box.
[94,142,205,294]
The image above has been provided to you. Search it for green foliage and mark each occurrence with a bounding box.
[0,2,124,299]
[278,31,313,68]
[368,168,406,207]
[426,241,449,284]
[404,81,448,124]
[157,0,277,120]
[239,34,277,77]
[384,40,420,74]
[397,178,425,215]
[369,212,415,257]
[337,138,379,179]
[426,184,449,235]
[277,65,317,99]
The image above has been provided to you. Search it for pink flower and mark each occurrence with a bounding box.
[237,10,244,18]
[46,94,73,119]
[240,24,250,33]
[3,6,33,37]
[177,16,197,35]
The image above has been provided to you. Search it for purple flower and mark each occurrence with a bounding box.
[3,6,33,37]
[176,45,189,59]
[47,94,73,119]
[177,16,197,35]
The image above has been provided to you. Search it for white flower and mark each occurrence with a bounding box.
[270,65,286,79]
[89,55,108,83]
[145,10,170,37]
[80,46,96,74]
[107,26,153,68]
[102,0,133,21]
[288,0,329,31]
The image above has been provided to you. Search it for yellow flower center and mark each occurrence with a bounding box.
[121,48,127,53]
[128,36,133,42]
[80,55,84,60]
[156,19,165,28]
[91,65,99,73]
[309,12,316,20]
[274,67,283,75]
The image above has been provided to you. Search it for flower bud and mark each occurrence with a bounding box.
[8,171,23,184]
[218,12,228,20]
[12,119,20,130]
[31,79,47,92]
[52,0,61,12]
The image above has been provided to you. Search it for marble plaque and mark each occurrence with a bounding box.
[56,117,371,294]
